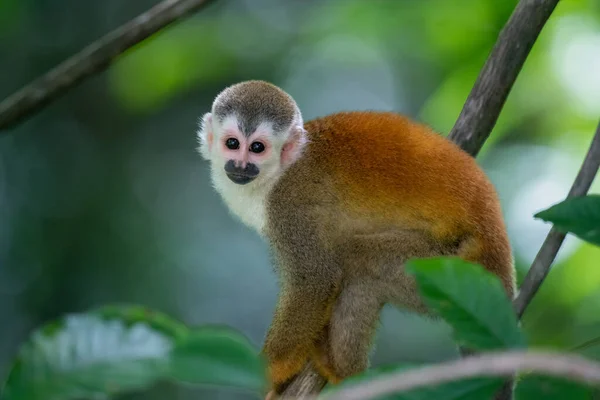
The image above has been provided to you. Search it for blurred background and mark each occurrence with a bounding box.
[1,0,600,398]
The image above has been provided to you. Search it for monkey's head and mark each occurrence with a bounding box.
[197,80,307,187]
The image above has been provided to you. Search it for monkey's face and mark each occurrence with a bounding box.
[198,113,301,187]
[219,119,274,185]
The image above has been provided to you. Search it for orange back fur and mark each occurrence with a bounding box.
[300,111,514,294]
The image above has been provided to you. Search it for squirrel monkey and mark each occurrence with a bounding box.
[197,80,515,396]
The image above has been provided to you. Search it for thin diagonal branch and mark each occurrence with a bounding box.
[448,0,560,156]
[445,3,560,400]
[514,120,600,318]
[0,0,215,131]
[321,351,600,400]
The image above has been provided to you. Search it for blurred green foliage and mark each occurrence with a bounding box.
[4,257,598,399]
[1,305,266,400]
[1,0,600,398]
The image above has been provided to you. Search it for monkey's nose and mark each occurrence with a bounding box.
[234,160,247,169]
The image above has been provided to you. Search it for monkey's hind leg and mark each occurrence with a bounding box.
[310,229,453,384]
[311,281,383,383]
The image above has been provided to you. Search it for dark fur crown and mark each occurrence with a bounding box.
[212,80,299,136]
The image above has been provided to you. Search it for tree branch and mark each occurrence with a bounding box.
[514,120,600,318]
[448,0,560,157]
[321,351,600,400]
[0,0,215,131]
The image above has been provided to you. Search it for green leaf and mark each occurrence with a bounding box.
[406,257,525,350]
[534,195,600,246]
[515,375,594,400]
[320,363,504,400]
[1,305,265,400]
[170,327,266,392]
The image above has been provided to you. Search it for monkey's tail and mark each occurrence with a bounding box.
[458,227,515,299]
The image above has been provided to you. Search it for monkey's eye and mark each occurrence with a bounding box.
[225,138,240,150]
[250,141,265,154]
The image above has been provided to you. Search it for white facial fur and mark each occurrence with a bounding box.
[197,113,302,236]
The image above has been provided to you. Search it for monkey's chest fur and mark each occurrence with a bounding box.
[212,168,271,235]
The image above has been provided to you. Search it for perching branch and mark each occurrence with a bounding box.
[448,0,560,156]
[514,120,600,318]
[0,0,215,131]
[322,351,600,400]
[278,363,327,400]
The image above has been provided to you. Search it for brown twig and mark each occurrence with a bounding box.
[0,0,215,131]
[514,120,600,318]
[448,0,560,157]
[321,351,600,400]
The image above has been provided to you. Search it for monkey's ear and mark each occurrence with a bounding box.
[197,113,214,160]
[281,126,308,167]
